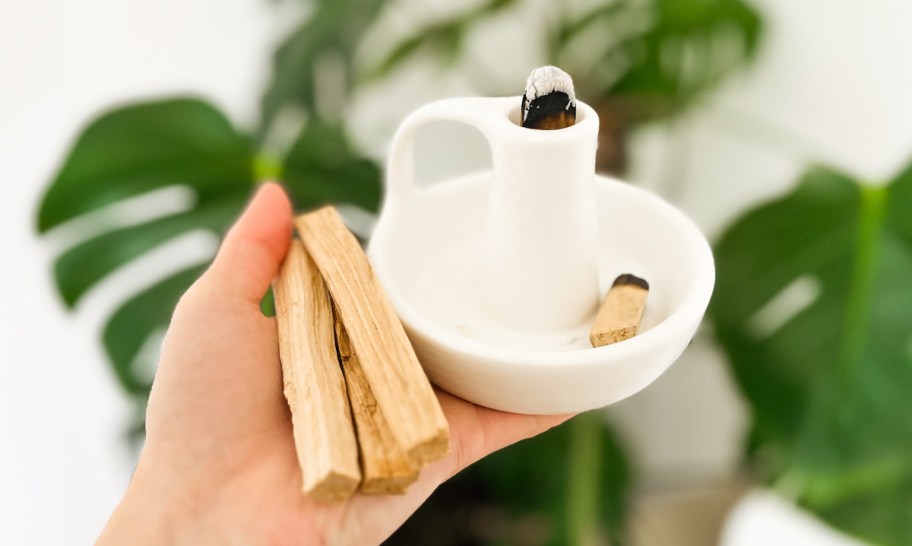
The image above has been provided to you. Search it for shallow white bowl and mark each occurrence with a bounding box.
[368,171,715,414]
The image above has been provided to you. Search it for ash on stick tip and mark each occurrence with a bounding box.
[521,66,577,130]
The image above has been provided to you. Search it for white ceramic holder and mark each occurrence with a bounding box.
[370,96,715,414]
[481,99,601,331]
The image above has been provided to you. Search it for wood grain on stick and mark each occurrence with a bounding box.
[296,207,449,467]
[590,273,649,347]
[334,310,419,494]
[273,240,361,502]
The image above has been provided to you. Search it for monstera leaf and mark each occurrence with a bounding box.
[555,0,763,122]
[709,163,912,544]
[283,117,382,212]
[37,99,253,396]
[38,98,381,406]
[259,0,388,135]
[362,0,518,83]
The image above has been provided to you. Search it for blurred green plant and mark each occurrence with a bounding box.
[388,413,630,545]
[36,99,381,403]
[710,163,912,546]
[368,0,763,171]
[36,0,764,544]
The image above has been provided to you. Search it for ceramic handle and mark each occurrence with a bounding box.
[384,96,601,331]
[385,97,515,207]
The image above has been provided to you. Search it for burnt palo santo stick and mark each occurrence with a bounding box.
[521,66,577,130]
[590,274,650,347]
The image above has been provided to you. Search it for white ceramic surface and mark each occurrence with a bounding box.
[384,97,601,331]
[369,96,715,414]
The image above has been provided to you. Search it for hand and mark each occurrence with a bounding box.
[97,183,570,545]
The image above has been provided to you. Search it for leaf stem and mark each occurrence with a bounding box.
[839,184,887,374]
[566,412,603,546]
[253,153,284,183]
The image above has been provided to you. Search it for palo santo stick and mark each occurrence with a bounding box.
[590,273,650,347]
[521,66,577,130]
[334,309,419,494]
[273,240,361,502]
[296,207,449,467]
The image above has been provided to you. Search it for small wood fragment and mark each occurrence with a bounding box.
[296,206,450,467]
[590,273,649,347]
[334,309,419,494]
[273,240,361,502]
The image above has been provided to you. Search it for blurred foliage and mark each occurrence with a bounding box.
[709,163,912,545]
[565,0,763,171]
[370,0,762,124]
[369,0,763,171]
[37,98,381,397]
[37,100,252,394]
[552,0,762,123]
[37,0,769,544]
[361,0,519,83]
[388,413,630,546]
[260,0,388,133]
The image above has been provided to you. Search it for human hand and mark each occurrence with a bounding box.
[97,183,571,545]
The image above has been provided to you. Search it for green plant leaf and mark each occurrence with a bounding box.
[37,98,253,232]
[476,415,631,545]
[38,95,388,425]
[36,98,255,407]
[363,23,462,83]
[709,163,912,544]
[104,264,207,394]
[259,0,388,136]
[556,0,763,122]
[37,97,254,338]
[387,416,631,545]
[53,196,245,307]
[282,117,382,212]
[361,0,517,83]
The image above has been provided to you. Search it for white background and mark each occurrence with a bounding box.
[3,0,912,544]
[0,1,276,543]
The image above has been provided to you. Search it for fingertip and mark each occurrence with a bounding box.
[257,181,293,218]
[198,183,295,304]
[245,182,294,256]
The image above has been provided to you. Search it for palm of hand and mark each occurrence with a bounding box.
[105,184,568,546]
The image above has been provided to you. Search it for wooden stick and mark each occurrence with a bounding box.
[334,309,419,494]
[590,274,649,347]
[273,240,361,502]
[521,66,577,130]
[296,207,449,467]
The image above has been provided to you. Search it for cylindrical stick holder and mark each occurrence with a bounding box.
[384,97,601,331]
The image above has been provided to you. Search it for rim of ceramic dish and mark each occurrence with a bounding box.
[369,174,715,371]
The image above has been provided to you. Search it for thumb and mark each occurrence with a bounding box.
[197,183,293,304]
